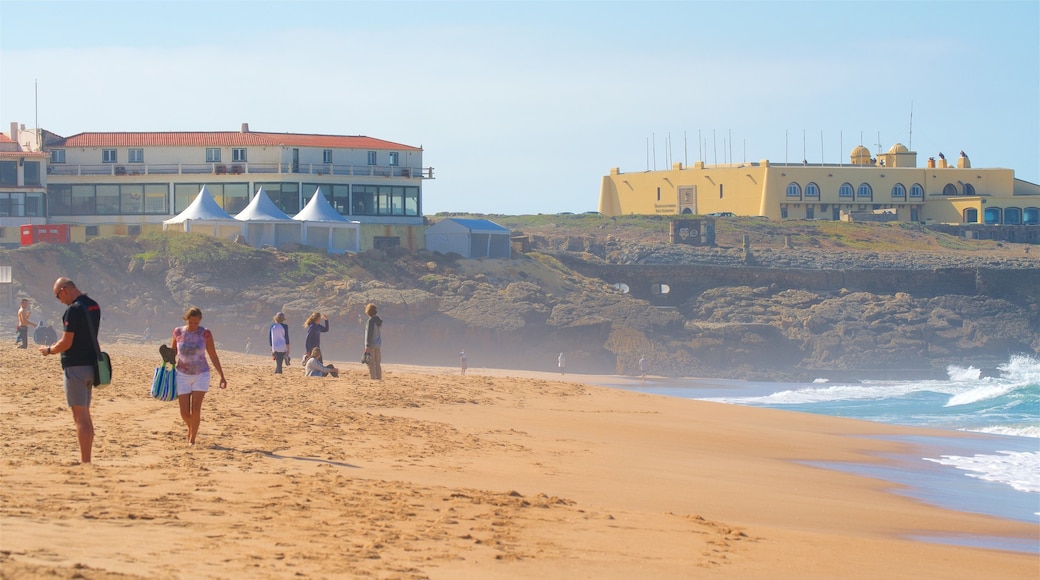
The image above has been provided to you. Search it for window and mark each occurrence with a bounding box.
[367,151,377,165]
[839,183,854,198]
[780,205,789,219]
[910,183,924,198]
[856,183,872,199]
[963,183,976,196]
[232,148,247,162]
[255,182,301,215]
[323,149,332,163]
[1004,207,1022,224]
[102,149,118,163]
[85,225,98,237]
[806,205,815,219]
[389,152,399,166]
[891,183,906,199]
[786,183,801,198]
[126,148,143,163]
[964,208,978,223]
[805,182,820,198]
[0,161,16,185]
[206,148,221,163]
[51,149,66,163]
[23,162,41,186]
[943,183,958,196]
[373,236,400,249]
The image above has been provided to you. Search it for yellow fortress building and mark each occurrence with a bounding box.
[599,145,1040,226]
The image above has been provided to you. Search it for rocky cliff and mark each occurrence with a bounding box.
[3,217,1037,381]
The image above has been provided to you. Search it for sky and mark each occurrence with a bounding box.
[1,0,1037,215]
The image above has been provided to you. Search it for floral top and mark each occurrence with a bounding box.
[173,325,211,376]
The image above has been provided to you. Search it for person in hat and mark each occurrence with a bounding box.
[269,312,290,374]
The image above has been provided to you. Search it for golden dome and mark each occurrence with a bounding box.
[850,145,872,165]
[888,143,908,154]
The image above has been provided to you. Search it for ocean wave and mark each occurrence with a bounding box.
[924,451,1040,494]
[967,425,1040,439]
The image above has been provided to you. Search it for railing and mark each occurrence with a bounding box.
[45,163,434,179]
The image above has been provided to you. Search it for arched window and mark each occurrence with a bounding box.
[1023,208,1039,225]
[805,182,820,198]
[839,183,854,198]
[984,207,1001,224]
[1004,207,1022,224]
[910,183,924,198]
[651,283,671,295]
[786,183,801,198]
[857,183,872,200]
[943,183,958,196]
[963,183,976,196]
[964,208,978,223]
[891,183,906,199]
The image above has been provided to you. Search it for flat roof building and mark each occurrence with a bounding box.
[599,144,1040,226]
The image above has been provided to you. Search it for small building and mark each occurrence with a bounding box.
[425,218,511,258]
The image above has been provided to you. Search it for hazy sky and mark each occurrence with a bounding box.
[2,1,1037,214]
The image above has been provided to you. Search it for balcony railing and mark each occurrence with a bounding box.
[46,163,434,179]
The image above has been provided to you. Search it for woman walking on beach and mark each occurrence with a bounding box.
[270,312,290,373]
[364,303,383,380]
[170,307,227,446]
[302,312,329,363]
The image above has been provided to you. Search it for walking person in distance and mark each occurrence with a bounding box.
[302,312,329,363]
[16,298,36,349]
[270,312,290,374]
[364,303,383,380]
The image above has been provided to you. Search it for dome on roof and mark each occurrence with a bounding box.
[888,143,908,154]
[850,145,872,165]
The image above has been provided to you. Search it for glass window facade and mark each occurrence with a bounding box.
[173,183,249,214]
[351,184,420,216]
[48,183,170,215]
[255,182,301,215]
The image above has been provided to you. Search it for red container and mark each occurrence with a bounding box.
[20,224,70,245]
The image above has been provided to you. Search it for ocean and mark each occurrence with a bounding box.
[609,354,1040,553]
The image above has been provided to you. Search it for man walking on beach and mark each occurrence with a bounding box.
[16,298,36,349]
[40,277,101,464]
[459,350,467,376]
[558,352,566,375]
[639,355,648,384]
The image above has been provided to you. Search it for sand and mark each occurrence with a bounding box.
[1,341,1036,579]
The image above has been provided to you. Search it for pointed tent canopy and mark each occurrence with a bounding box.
[162,185,243,239]
[234,186,302,248]
[234,186,293,221]
[293,187,350,222]
[293,188,359,254]
[163,185,237,224]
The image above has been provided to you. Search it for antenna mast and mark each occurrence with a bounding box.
[908,100,913,151]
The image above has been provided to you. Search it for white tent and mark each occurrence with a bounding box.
[163,185,243,239]
[293,187,360,254]
[425,218,511,258]
[234,186,302,248]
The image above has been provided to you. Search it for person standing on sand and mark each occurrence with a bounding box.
[244,336,252,354]
[39,278,99,464]
[364,303,383,380]
[170,307,227,446]
[459,350,467,376]
[16,298,36,349]
[639,355,648,384]
[558,352,566,375]
[302,312,329,363]
[269,312,290,374]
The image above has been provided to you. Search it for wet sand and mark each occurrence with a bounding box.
[1,342,1036,579]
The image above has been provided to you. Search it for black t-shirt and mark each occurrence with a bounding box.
[61,294,100,369]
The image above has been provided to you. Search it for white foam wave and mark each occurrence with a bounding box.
[924,451,1040,493]
[967,425,1040,439]
[946,364,982,382]
[812,378,829,384]
[945,383,1018,407]
[703,381,957,406]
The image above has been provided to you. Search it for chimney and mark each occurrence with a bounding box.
[10,122,18,142]
[241,123,249,133]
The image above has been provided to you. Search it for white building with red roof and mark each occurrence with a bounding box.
[1,122,430,250]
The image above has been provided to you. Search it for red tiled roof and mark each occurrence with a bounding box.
[0,133,15,144]
[55,131,421,151]
[0,150,48,158]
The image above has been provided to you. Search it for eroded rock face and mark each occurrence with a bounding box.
[3,234,1037,381]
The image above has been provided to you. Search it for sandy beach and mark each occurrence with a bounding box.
[1,340,1036,579]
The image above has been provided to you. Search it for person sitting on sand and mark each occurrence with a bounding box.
[304,347,338,377]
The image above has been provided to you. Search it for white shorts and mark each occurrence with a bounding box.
[176,371,210,395]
